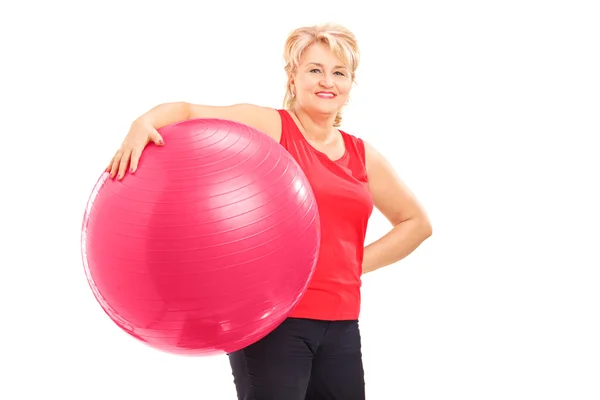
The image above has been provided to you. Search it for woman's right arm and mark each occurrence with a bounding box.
[107,102,281,179]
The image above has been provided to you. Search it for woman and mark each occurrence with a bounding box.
[107,23,432,400]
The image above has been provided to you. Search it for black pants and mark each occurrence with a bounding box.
[228,317,365,400]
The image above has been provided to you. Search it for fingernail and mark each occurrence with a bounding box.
[157,140,164,145]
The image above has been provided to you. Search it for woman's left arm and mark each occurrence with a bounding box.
[362,141,433,274]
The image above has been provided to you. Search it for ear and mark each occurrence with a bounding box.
[288,75,296,96]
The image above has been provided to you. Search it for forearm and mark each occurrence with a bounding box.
[135,102,192,129]
[362,217,432,274]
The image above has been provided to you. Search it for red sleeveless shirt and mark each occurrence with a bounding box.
[276,109,374,321]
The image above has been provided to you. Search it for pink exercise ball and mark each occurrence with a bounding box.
[81,118,320,356]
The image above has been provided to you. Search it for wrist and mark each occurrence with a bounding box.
[132,116,153,130]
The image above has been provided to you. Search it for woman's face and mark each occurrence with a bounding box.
[290,42,353,118]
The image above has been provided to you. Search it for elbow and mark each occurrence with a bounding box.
[424,223,433,240]
[181,101,194,119]
[424,215,433,236]
[396,214,432,241]
[417,215,433,240]
[392,210,432,240]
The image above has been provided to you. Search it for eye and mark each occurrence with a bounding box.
[334,71,346,76]
[310,68,322,73]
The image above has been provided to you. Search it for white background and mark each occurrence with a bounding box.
[1,0,599,399]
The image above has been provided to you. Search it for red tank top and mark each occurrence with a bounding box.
[276,109,374,320]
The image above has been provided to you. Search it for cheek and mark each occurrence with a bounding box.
[299,78,318,91]
[338,85,352,98]
[300,81,314,92]
[337,79,352,93]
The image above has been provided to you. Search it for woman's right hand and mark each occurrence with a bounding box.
[106,118,165,180]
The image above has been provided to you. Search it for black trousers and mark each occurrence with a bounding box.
[228,317,365,400]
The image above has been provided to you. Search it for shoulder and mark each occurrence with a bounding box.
[339,133,388,175]
[338,129,368,163]
[362,140,389,175]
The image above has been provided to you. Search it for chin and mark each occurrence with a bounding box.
[311,102,344,116]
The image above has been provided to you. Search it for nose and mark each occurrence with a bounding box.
[319,75,334,88]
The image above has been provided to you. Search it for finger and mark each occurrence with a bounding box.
[105,156,114,173]
[129,147,143,173]
[149,130,165,146]
[117,149,132,180]
[109,151,123,179]
[106,151,119,172]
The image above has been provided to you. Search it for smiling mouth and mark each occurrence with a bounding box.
[315,92,336,99]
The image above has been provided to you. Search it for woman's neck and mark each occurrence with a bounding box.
[291,106,338,143]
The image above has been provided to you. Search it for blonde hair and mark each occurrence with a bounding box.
[283,23,360,127]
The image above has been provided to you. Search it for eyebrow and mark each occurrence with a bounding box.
[307,62,348,69]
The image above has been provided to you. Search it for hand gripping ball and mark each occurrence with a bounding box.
[81,118,320,355]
